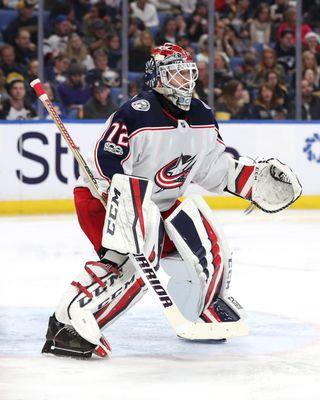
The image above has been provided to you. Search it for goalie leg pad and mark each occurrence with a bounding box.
[54,254,146,354]
[165,195,246,323]
[164,197,224,315]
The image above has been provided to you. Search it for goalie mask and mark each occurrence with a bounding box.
[144,43,199,111]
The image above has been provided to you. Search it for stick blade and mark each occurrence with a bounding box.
[176,320,249,340]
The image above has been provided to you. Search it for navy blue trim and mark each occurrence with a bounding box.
[1,119,319,125]
[170,210,208,273]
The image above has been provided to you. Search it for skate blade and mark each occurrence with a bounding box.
[177,335,227,343]
[42,341,93,359]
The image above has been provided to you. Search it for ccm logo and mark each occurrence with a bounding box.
[106,188,121,235]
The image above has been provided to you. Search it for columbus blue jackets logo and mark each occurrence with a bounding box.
[155,154,197,191]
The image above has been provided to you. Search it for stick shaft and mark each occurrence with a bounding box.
[30,79,106,206]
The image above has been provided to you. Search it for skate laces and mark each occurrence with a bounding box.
[64,325,78,336]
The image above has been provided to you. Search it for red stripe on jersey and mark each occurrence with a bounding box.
[189,124,216,129]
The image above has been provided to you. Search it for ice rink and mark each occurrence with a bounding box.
[1,210,320,400]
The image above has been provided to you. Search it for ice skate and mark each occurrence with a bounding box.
[42,314,97,359]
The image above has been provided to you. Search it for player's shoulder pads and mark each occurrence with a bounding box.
[115,90,172,136]
[188,98,219,130]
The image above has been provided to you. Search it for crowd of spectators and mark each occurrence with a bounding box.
[0,0,320,120]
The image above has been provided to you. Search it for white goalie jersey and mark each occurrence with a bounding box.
[78,90,229,212]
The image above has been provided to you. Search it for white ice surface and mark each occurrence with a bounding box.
[1,210,320,400]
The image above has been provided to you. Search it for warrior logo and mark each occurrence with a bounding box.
[155,154,196,191]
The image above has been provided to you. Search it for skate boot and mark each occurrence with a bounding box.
[42,314,105,359]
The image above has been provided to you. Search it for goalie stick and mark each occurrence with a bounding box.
[30,78,248,341]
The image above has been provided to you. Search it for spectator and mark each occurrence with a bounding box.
[43,81,66,119]
[289,79,320,120]
[214,51,234,92]
[214,19,227,54]
[86,49,120,87]
[150,0,180,12]
[128,81,140,98]
[57,63,91,116]
[128,17,145,42]
[194,60,209,102]
[185,45,196,60]
[82,5,103,38]
[131,0,159,29]
[14,28,37,65]
[0,44,26,78]
[0,69,7,103]
[44,53,70,87]
[86,19,109,53]
[106,34,121,71]
[223,24,251,58]
[253,48,286,87]
[254,83,286,119]
[232,0,253,33]
[234,52,257,93]
[277,7,312,43]
[1,0,20,8]
[155,18,178,45]
[249,3,271,45]
[196,34,209,63]
[270,0,290,24]
[303,69,319,92]
[178,0,197,15]
[26,58,38,102]
[43,15,73,58]
[66,33,94,71]
[217,0,237,20]
[176,34,190,50]
[215,79,252,120]
[265,70,289,110]
[2,0,38,44]
[82,80,117,119]
[302,51,320,88]
[129,30,154,72]
[187,2,208,42]
[175,15,187,37]
[304,32,320,63]
[0,74,36,120]
[274,29,295,75]
[303,0,320,30]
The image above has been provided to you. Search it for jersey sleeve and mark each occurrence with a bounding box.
[192,119,230,193]
[93,110,132,184]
